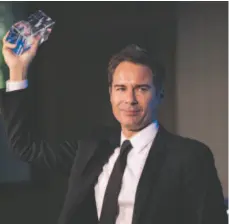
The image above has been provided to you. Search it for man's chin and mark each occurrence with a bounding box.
[121,119,152,132]
[122,122,142,132]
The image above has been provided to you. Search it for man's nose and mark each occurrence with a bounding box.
[125,89,138,105]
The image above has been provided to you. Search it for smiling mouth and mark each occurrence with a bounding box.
[122,110,140,116]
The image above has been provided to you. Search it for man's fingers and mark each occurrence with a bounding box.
[2,31,17,49]
[3,41,17,49]
[29,36,40,54]
[2,30,41,58]
[2,47,14,59]
[23,36,40,57]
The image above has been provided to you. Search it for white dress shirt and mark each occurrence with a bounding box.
[95,121,159,224]
[6,80,28,92]
[6,80,159,224]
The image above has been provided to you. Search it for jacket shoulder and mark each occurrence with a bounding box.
[164,130,214,162]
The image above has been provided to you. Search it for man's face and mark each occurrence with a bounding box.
[109,61,160,132]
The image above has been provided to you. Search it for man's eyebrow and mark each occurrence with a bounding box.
[113,84,126,87]
[135,84,152,88]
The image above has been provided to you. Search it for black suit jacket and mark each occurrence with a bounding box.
[0,89,227,224]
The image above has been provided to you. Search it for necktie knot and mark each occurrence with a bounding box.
[120,140,132,155]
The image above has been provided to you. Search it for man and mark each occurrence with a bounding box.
[0,34,227,224]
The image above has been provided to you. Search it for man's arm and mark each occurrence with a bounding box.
[0,87,78,175]
[0,31,78,175]
[182,141,227,224]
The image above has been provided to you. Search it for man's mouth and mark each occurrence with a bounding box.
[122,110,140,116]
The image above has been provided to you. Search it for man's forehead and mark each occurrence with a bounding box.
[112,69,153,85]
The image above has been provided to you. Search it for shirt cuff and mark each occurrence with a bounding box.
[6,80,28,92]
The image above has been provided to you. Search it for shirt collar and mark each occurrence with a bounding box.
[120,120,159,154]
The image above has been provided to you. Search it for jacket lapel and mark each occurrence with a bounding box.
[64,128,120,224]
[81,127,120,180]
[132,125,169,224]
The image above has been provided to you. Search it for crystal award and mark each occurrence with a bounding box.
[6,10,55,55]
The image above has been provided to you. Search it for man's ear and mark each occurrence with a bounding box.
[109,86,112,102]
[159,89,164,99]
[109,86,112,95]
[156,88,164,104]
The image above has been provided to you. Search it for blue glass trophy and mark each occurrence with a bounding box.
[6,10,55,55]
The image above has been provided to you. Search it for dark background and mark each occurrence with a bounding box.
[0,2,227,224]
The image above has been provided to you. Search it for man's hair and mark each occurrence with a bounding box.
[108,44,165,92]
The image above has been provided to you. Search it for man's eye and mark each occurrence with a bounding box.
[138,87,148,92]
[117,87,126,91]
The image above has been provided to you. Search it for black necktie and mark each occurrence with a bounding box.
[99,140,133,224]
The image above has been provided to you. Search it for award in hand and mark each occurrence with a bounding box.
[6,10,55,55]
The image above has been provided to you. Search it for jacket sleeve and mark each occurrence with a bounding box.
[182,141,227,224]
[0,88,78,175]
